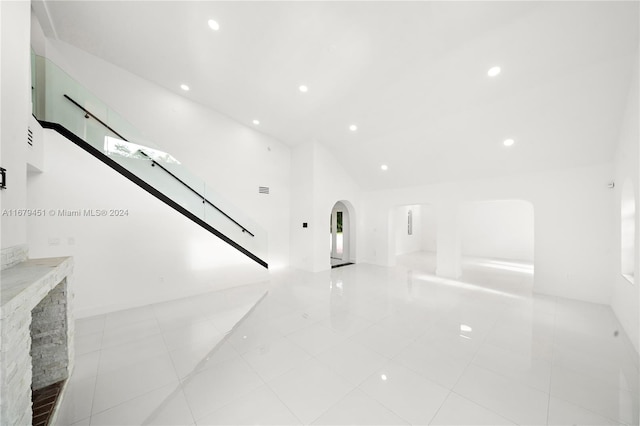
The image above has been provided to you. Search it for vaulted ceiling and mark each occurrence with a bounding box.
[39,1,639,189]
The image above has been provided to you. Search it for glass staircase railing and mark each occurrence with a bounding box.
[31,53,268,268]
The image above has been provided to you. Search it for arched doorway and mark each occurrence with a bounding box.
[330,200,356,268]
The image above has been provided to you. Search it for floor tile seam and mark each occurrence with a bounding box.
[351,335,401,361]
[273,331,376,398]
[70,415,91,426]
[175,329,245,385]
[317,313,376,337]
[432,341,476,391]
[477,340,552,365]
[100,329,164,351]
[74,327,105,340]
[450,364,551,424]
[97,353,175,379]
[471,342,551,372]
[547,383,636,425]
[90,373,181,417]
[164,333,196,382]
[164,330,226,355]
[305,387,407,426]
[76,314,107,333]
[460,362,552,400]
[352,384,416,426]
[310,342,391,390]
[158,315,222,335]
[89,378,183,420]
[209,290,271,351]
[177,364,251,419]
[98,333,168,359]
[446,389,519,425]
[101,350,179,384]
[236,353,306,426]
[173,293,273,420]
[149,288,256,320]
[278,317,324,337]
[137,383,194,426]
[75,330,104,355]
[425,389,454,426]
[95,344,174,380]
[546,393,623,426]
[172,386,198,426]
[160,314,220,337]
[549,356,640,396]
[186,351,295,424]
[312,320,360,343]
[103,312,158,332]
[238,342,313,384]
[86,321,106,422]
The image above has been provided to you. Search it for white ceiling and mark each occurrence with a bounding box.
[41,1,639,190]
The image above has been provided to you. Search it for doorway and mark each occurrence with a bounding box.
[330,201,355,268]
[394,204,437,273]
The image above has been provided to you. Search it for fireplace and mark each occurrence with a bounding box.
[1,245,74,426]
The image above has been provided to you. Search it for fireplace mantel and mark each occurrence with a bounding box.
[1,255,74,426]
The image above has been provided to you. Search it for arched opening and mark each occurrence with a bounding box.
[329,200,356,268]
[621,179,636,283]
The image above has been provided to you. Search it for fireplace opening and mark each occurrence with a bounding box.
[30,280,69,426]
[31,381,64,426]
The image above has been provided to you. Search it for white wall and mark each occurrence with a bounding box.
[420,204,437,253]
[460,200,534,262]
[395,205,422,255]
[611,55,639,353]
[0,1,31,250]
[34,38,291,269]
[290,142,361,272]
[362,163,614,304]
[289,143,315,271]
[27,129,268,318]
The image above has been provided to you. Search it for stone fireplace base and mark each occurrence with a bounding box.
[1,248,74,426]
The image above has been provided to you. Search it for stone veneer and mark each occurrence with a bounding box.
[1,244,29,271]
[1,250,74,426]
[30,281,69,390]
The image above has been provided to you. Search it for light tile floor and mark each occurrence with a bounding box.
[57,252,639,425]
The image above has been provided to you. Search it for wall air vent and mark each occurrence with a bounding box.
[258,186,270,195]
[27,127,33,146]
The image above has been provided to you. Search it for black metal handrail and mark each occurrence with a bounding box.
[63,93,255,237]
[64,95,128,141]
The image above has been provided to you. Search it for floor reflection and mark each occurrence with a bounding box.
[61,255,638,425]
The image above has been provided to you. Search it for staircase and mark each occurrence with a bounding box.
[31,53,268,268]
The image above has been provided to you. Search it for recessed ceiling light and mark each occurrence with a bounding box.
[487,66,501,77]
[180,84,190,91]
[252,119,260,125]
[298,85,308,93]
[503,138,515,147]
[380,374,388,381]
[349,124,358,132]
[381,164,388,171]
[208,19,220,31]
